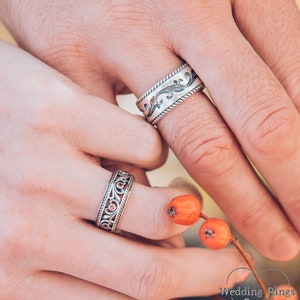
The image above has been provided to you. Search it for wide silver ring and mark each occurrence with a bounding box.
[136,63,205,126]
[95,170,135,232]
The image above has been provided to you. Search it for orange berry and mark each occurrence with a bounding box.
[167,195,201,226]
[199,218,231,250]
[270,285,298,300]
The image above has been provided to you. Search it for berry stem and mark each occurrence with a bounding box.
[230,236,269,299]
[200,212,209,220]
[200,213,269,299]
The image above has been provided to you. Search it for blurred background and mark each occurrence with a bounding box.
[1,2,299,298]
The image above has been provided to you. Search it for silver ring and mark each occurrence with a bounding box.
[136,63,205,125]
[96,170,135,232]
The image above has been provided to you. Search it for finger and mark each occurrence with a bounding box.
[44,221,249,299]
[232,0,300,227]
[102,160,188,248]
[60,88,166,170]
[232,0,300,107]
[101,154,187,248]
[17,271,131,300]
[172,1,300,259]
[234,1,300,230]
[161,92,300,260]
[101,157,186,248]
[34,152,200,240]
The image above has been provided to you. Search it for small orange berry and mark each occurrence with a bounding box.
[167,195,201,226]
[270,285,298,300]
[199,218,231,250]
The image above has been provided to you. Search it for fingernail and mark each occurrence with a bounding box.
[271,230,300,260]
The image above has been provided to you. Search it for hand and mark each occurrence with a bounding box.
[0,41,249,299]
[2,0,299,261]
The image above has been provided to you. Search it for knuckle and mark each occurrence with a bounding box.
[243,105,297,157]
[13,160,41,196]
[0,201,45,263]
[0,215,31,260]
[9,219,45,261]
[135,255,172,300]
[18,74,75,137]
[26,91,69,135]
[179,125,236,175]
[165,97,239,177]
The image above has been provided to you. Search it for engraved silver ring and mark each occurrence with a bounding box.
[96,170,135,232]
[136,63,205,126]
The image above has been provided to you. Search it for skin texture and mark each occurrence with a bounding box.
[0,41,249,299]
[1,0,300,262]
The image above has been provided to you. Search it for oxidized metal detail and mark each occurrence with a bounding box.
[136,63,205,125]
[96,170,135,232]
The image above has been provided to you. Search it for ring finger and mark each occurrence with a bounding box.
[46,153,198,240]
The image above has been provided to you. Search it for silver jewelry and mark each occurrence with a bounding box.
[96,170,135,232]
[136,63,205,125]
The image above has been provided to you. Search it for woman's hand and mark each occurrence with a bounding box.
[0,41,248,299]
[1,0,299,261]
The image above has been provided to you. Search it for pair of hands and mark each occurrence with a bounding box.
[1,0,300,298]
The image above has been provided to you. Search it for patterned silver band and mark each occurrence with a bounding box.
[136,63,205,125]
[96,170,135,232]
